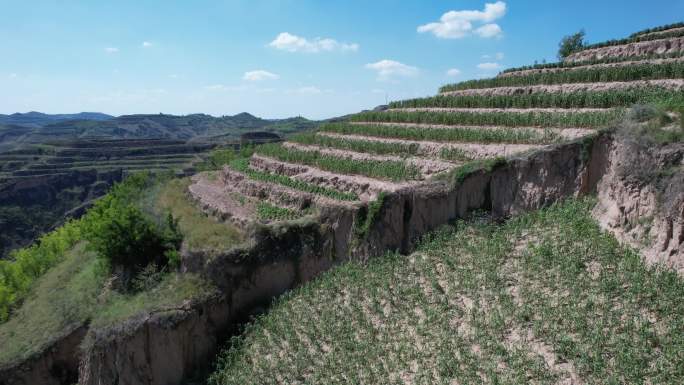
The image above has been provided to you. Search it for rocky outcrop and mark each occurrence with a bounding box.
[565,37,684,63]
[593,137,684,273]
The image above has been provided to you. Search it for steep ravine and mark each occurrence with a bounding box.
[8,131,679,385]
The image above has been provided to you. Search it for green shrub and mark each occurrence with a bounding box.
[558,30,586,60]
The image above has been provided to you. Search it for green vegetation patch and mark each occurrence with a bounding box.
[209,199,684,384]
[256,143,421,182]
[150,178,244,254]
[351,109,621,128]
[256,202,308,222]
[290,132,420,157]
[440,61,684,92]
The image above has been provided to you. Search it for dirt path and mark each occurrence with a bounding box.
[188,173,256,227]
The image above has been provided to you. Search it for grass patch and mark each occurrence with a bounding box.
[321,123,558,144]
[208,198,684,384]
[256,202,309,222]
[256,143,421,182]
[150,178,245,254]
[351,109,622,128]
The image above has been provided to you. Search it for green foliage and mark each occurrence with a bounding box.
[256,202,305,221]
[152,178,244,255]
[0,220,83,323]
[439,147,472,162]
[448,157,508,186]
[351,109,622,129]
[229,157,358,201]
[197,148,237,171]
[391,88,684,109]
[208,199,684,384]
[322,122,557,144]
[256,143,421,181]
[354,192,387,240]
[440,61,684,92]
[290,132,420,157]
[558,30,586,60]
[82,173,182,274]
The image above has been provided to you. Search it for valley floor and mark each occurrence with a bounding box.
[208,198,684,385]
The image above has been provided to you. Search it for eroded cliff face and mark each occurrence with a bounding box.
[593,137,684,273]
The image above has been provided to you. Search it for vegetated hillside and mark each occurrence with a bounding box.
[0,22,682,385]
[209,199,684,384]
[0,111,113,128]
[0,111,315,259]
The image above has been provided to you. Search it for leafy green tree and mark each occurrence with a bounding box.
[558,30,586,60]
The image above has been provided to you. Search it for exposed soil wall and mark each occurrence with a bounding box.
[565,37,684,63]
[593,137,684,273]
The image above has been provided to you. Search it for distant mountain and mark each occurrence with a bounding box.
[24,112,317,142]
[0,112,114,127]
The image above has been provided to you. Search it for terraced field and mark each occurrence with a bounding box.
[188,26,684,230]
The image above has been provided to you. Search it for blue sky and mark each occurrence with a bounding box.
[1,0,682,119]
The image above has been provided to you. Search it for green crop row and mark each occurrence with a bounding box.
[320,123,556,144]
[255,143,421,181]
[290,132,420,157]
[392,88,683,109]
[351,109,623,128]
[256,202,304,221]
[440,62,684,92]
[578,27,684,52]
[229,158,358,201]
[630,22,684,38]
[500,52,684,75]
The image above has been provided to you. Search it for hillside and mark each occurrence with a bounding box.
[0,22,683,385]
[0,112,315,259]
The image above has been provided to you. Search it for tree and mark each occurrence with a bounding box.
[558,30,586,60]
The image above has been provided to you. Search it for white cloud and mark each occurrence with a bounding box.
[8,73,18,79]
[475,23,503,38]
[446,68,462,77]
[292,86,322,94]
[204,84,228,90]
[477,62,502,70]
[417,1,506,39]
[142,41,153,48]
[243,70,280,81]
[269,32,359,53]
[105,47,119,53]
[365,60,418,81]
[169,74,179,79]
[483,52,505,60]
